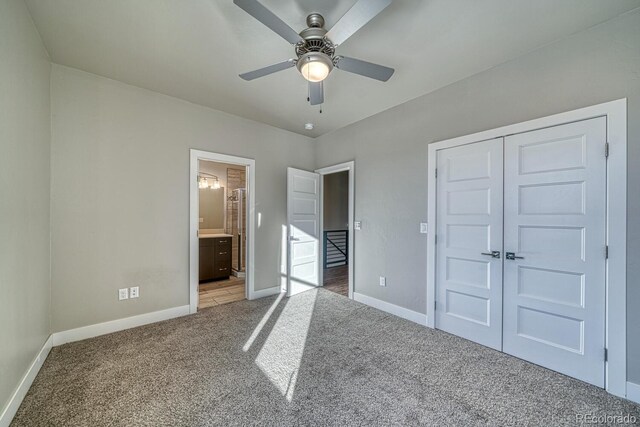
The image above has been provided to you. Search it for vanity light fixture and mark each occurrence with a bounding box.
[198,172,221,190]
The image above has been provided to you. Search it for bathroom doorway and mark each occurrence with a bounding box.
[189,150,255,314]
[197,160,247,309]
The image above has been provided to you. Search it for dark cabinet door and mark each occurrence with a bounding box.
[199,244,216,281]
[199,240,216,281]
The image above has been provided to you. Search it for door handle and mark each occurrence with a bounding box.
[481,251,501,258]
[289,236,300,241]
[505,252,524,260]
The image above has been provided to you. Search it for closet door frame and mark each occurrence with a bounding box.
[426,99,627,398]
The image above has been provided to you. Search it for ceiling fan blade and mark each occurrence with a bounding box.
[309,81,324,105]
[239,59,296,81]
[234,0,303,44]
[325,0,392,46]
[335,56,394,81]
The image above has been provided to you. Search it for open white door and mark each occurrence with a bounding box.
[287,167,321,297]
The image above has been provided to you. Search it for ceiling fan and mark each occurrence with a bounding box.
[234,0,395,106]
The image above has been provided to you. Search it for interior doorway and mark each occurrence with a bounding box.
[284,162,354,299]
[321,171,349,296]
[197,159,248,309]
[189,150,256,314]
[317,161,355,299]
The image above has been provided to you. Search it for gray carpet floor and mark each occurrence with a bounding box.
[12,289,640,426]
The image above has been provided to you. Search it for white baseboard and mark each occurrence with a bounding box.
[0,335,53,427]
[248,286,281,300]
[353,292,428,326]
[52,305,190,346]
[627,381,640,404]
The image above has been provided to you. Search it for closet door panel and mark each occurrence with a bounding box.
[502,117,607,387]
[435,138,504,350]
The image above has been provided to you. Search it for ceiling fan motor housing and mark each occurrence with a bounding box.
[296,14,335,60]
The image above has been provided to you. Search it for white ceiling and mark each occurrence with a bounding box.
[25,0,639,137]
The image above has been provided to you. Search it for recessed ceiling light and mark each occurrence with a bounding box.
[305,123,314,130]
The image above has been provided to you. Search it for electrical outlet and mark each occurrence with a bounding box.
[379,276,386,287]
[118,288,129,300]
[420,222,428,234]
[354,221,362,230]
[130,286,139,299]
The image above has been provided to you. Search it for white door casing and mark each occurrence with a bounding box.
[435,138,504,350]
[502,117,607,387]
[287,167,321,297]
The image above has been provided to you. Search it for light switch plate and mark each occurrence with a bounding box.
[354,221,362,230]
[420,222,428,234]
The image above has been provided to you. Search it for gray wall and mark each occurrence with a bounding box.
[323,172,349,231]
[315,10,640,383]
[0,0,51,414]
[50,65,314,332]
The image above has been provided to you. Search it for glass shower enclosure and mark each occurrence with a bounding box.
[226,188,246,276]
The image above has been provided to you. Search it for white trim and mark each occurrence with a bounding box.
[0,336,53,427]
[627,382,640,404]
[426,99,627,396]
[189,150,256,311]
[316,161,355,299]
[354,292,427,326]
[603,100,627,397]
[52,305,190,346]
[251,286,282,299]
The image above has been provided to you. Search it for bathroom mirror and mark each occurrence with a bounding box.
[199,187,225,229]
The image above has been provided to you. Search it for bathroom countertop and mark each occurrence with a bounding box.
[199,233,233,239]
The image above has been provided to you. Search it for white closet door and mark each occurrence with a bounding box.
[287,167,321,297]
[503,117,607,387]
[435,138,504,350]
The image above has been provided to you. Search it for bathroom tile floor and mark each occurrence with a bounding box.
[199,276,245,309]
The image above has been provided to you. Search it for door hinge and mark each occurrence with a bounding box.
[434,234,437,244]
[605,142,610,158]
[434,300,437,310]
[604,348,608,362]
[435,168,438,178]
[605,245,609,259]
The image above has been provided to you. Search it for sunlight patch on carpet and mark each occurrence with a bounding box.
[254,291,317,402]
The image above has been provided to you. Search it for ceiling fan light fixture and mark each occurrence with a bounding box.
[297,52,333,82]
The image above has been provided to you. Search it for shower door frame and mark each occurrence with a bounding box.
[228,187,246,275]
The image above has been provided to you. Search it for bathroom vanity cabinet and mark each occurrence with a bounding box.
[199,236,232,281]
